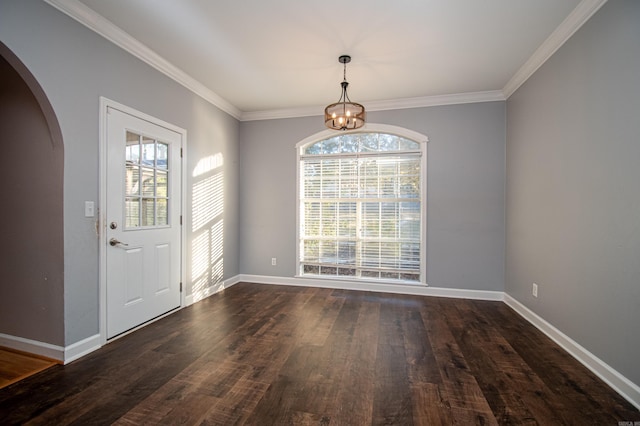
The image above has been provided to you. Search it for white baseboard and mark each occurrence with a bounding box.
[504,294,640,410]
[0,332,102,365]
[63,334,101,364]
[237,274,504,301]
[185,275,241,306]
[0,333,64,362]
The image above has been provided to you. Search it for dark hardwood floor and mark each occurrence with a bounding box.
[0,282,637,425]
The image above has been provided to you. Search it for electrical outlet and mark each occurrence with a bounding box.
[271,258,277,266]
[532,283,538,298]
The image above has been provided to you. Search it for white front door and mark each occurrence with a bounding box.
[106,107,182,339]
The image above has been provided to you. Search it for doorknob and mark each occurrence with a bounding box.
[109,238,128,247]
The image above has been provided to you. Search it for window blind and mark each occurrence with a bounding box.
[299,142,422,282]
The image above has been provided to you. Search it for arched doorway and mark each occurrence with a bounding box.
[0,41,65,353]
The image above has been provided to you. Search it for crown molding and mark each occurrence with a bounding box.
[44,0,604,120]
[240,105,325,122]
[503,0,608,98]
[365,90,506,112]
[240,90,506,122]
[43,0,242,119]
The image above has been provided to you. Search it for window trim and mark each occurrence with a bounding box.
[295,123,429,285]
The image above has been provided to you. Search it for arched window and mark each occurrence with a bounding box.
[297,125,427,284]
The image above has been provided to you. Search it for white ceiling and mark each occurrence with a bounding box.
[46,0,606,120]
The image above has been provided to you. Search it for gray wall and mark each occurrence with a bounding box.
[0,0,240,345]
[506,0,640,386]
[0,49,64,346]
[239,102,506,291]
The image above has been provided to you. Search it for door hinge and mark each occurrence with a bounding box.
[180,282,183,292]
[180,215,183,225]
[180,148,183,158]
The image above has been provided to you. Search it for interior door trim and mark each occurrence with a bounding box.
[98,96,187,346]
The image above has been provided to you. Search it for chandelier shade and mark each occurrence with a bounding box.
[324,55,366,131]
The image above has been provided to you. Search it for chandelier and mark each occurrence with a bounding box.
[324,55,366,131]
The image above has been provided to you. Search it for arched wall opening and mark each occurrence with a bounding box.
[0,41,65,348]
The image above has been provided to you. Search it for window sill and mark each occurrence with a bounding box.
[294,274,427,287]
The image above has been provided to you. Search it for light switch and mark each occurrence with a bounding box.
[85,201,95,217]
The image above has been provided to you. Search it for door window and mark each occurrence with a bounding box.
[125,131,170,228]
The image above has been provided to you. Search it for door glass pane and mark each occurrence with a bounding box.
[141,168,155,197]
[126,164,140,196]
[126,132,140,163]
[141,137,155,166]
[125,198,140,228]
[141,198,155,226]
[157,143,168,169]
[156,170,168,197]
[157,198,168,226]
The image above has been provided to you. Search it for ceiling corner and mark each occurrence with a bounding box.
[503,0,608,98]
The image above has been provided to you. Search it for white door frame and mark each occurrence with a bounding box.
[98,97,187,345]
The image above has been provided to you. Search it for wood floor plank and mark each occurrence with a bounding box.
[401,306,441,386]
[420,299,498,424]
[410,383,455,426]
[251,293,362,423]
[372,300,414,425]
[329,301,379,425]
[0,348,58,390]
[0,282,638,426]
[114,358,234,425]
[296,291,345,346]
[21,350,177,426]
[479,301,637,422]
[443,299,565,425]
[289,411,331,426]
[200,377,269,425]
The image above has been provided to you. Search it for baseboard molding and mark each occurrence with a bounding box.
[63,334,101,364]
[0,333,64,362]
[504,294,640,410]
[185,275,241,306]
[237,274,504,301]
